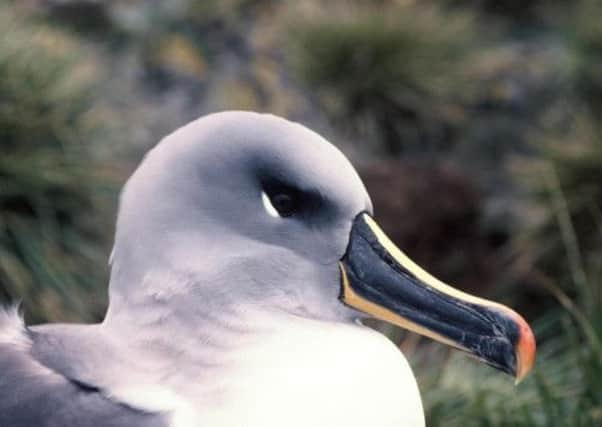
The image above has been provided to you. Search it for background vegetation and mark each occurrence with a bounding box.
[0,0,600,425]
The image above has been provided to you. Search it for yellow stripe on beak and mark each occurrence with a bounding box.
[339,262,463,352]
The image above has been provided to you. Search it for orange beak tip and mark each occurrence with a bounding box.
[513,311,536,384]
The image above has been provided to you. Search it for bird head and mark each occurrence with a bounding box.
[106,111,534,382]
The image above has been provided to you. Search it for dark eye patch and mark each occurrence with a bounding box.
[261,179,324,219]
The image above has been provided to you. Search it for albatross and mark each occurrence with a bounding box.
[0,111,535,427]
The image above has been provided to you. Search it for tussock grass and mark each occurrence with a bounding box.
[417,115,602,426]
[0,5,117,323]
[287,1,478,153]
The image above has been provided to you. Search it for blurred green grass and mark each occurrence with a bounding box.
[418,143,602,425]
[0,5,118,323]
[287,1,477,153]
[0,0,600,425]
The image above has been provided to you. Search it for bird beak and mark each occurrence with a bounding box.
[339,213,535,382]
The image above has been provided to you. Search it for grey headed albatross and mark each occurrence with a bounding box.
[0,111,535,427]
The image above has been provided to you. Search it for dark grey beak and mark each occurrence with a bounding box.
[339,213,536,382]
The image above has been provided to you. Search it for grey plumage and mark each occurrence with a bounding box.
[0,308,167,427]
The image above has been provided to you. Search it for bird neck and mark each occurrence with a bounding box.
[100,297,270,399]
[100,309,425,427]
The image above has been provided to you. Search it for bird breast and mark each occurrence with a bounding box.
[197,318,425,427]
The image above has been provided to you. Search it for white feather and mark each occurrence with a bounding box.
[0,305,31,350]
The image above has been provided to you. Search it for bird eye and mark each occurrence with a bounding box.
[271,193,296,217]
[262,190,297,218]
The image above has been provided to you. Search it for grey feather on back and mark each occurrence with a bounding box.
[0,308,168,427]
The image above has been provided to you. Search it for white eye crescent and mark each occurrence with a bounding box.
[262,191,280,218]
